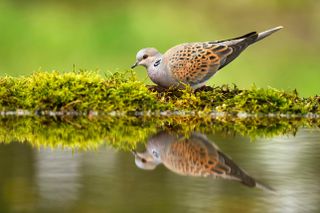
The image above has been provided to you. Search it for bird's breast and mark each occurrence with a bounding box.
[147,65,178,88]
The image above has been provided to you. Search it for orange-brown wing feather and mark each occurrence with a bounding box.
[166,42,233,86]
[163,137,234,177]
[162,133,257,187]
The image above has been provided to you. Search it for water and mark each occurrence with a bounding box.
[0,126,319,213]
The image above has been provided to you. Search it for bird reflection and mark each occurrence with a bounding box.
[133,131,273,191]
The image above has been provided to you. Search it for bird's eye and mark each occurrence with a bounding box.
[141,158,147,163]
[143,54,148,59]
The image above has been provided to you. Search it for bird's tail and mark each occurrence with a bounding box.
[218,151,276,193]
[255,180,276,193]
[217,26,283,70]
[254,26,284,43]
[240,173,276,193]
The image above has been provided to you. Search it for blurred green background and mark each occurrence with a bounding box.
[0,0,319,96]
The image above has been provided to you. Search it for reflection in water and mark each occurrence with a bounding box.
[35,149,81,209]
[134,131,273,191]
[1,127,320,212]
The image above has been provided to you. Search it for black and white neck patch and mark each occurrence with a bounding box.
[154,59,161,67]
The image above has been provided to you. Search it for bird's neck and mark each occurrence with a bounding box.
[147,56,170,87]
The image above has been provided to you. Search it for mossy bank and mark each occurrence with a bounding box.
[0,116,318,151]
[0,71,319,115]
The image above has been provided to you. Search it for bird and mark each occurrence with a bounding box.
[131,26,283,89]
[133,131,274,191]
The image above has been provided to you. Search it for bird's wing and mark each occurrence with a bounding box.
[163,136,217,176]
[165,42,233,86]
[190,133,256,186]
[165,32,258,85]
[211,150,256,187]
[211,31,258,69]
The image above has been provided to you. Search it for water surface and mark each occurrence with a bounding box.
[0,127,319,213]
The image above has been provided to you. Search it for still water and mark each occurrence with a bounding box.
[0,127,319,213]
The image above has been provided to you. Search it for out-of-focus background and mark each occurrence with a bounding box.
[0,0,319,96]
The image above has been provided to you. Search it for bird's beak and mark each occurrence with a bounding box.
[131,61,138,69]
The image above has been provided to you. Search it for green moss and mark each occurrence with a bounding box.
[0,71,162,112]
[0,116,319,151]
[0,116,157,151]
[0,70,319,150]
[0,71,319,114]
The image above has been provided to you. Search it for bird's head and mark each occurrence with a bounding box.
[132,150,160,170]
[131,48,161,69]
